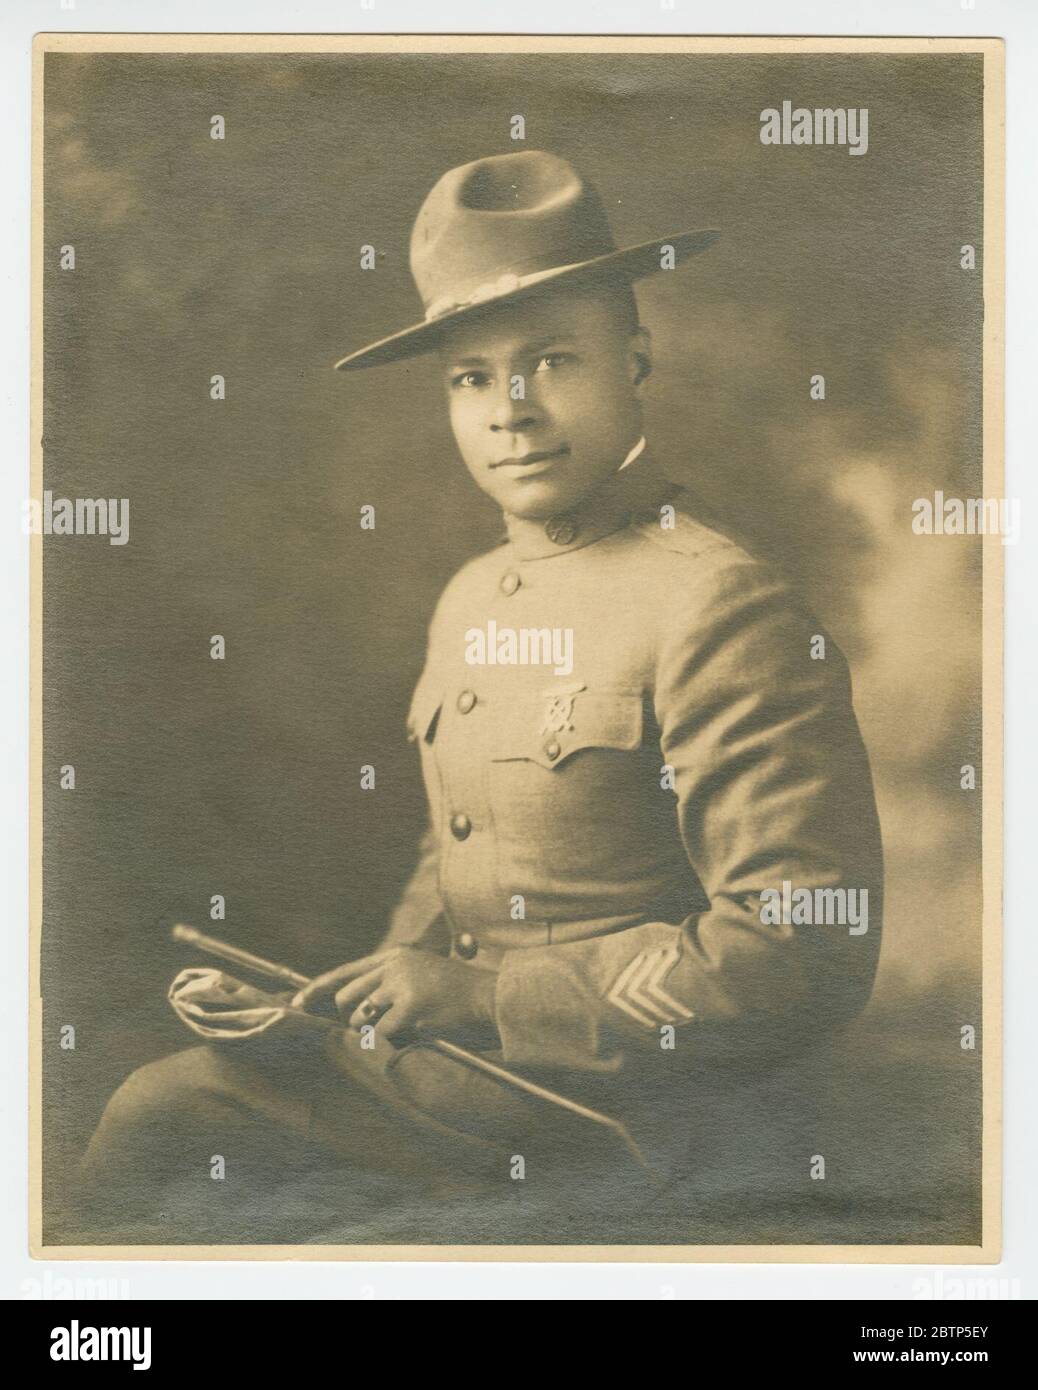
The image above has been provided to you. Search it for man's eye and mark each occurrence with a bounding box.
[450,370,488,389]
[534,353,571,373]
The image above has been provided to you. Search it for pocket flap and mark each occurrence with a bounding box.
[406,682,443,744]
[489,690,643,769]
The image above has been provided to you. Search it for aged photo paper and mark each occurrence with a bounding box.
[29,33,1003,1262]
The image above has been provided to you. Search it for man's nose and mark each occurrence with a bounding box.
[489,383,541,432]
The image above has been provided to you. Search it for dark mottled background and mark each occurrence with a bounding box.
[42,51,985,1242]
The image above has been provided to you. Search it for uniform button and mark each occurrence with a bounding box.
[500,570,521,596]
[457,689,477,714]
[450,812,472,841]
[544,739,561,761]
[455,932,478,960]
[545,515,578,546]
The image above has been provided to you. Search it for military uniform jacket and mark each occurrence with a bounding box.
[383,446,883,1110]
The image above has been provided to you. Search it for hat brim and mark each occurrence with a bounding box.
[333,227,720,372]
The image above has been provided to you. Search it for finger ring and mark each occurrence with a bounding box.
[359,997,379,1021]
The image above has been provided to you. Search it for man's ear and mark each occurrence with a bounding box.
[627,326,653,387]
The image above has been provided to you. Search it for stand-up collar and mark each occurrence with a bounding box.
[501,441,681,561]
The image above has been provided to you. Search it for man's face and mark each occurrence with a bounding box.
[439,284,648,520]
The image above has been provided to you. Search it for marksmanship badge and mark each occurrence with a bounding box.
[540,681,587,735]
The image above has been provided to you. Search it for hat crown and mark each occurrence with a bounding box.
[409,151,617,319]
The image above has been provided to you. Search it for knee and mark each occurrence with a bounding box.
[76,1046,247,1223]
[91,1045,232,1140]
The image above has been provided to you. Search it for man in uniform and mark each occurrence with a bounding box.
[77,150,883,1244]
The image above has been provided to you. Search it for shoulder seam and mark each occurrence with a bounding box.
[632,516,750,566]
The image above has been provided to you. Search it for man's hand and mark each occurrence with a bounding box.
[292,946,499,1048]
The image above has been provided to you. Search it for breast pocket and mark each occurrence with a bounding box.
[486,689,661,899]
[406,680,444,747]
[406,680,446,823]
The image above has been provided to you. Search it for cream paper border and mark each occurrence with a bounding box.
[29,32,1004,1264]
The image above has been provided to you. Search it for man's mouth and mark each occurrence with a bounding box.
[490,446,570,473]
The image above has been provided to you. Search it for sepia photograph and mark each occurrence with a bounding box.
[30,33,1002,1260]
